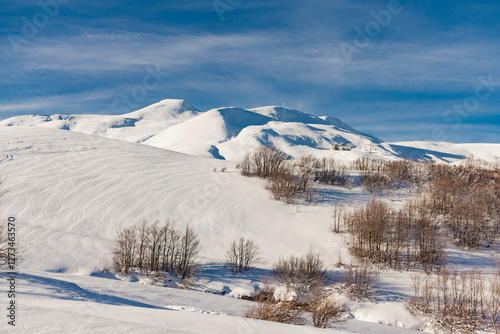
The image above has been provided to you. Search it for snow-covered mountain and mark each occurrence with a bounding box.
[1,99,498,163]
[0,99,201,143]
[0,99,381,161]
[144,105,384,161]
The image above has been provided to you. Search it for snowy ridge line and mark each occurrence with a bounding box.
[4,98,495,163]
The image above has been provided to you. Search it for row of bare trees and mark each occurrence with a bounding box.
[238,146,354,204]
[295,155,351,186]
[239,146,288,178]
[344,199,446,272]
[113,220,200,279]
[411,269,500,333]
[425,165,500,248]
[346,158,500,251]
[350,157,431,195]
[238,146,312,203]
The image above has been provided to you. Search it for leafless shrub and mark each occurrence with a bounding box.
[267,166,308,204]
[384,159,414,182]
[347,199,391,263]
[239,153,252,176]
[311,158,351,186]
[353,157,429,194]
[309,290,345,328]
[226,237,261,273]
[424,164,500,249]
[464,157,500,171]
[361,171,391,193]
[296,154,320,174]
[273,249,327,293]
[343,263,379,299]
[160,221,180,274]
[482,274,500,333]
[413,217,446,273]
[334,163,351,186]
[238,146,288,178]
[245,298,306,325]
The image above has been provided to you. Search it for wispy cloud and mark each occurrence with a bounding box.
[0,0,499,142]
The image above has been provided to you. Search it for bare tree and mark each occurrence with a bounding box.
[160,221,180,274]
[136,220,150,274]
[113,227,137,274]
[267,166,306,203]
[314,157,337,185]
[177,225,200,279]
[147,220,164,272]
[273,248,326,293]
[226,237,261,273]
[331,201,345,233]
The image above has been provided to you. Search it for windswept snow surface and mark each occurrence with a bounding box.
[0,126,347,271]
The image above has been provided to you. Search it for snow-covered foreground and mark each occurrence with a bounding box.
[0,126,498,333]
[0,269,424,333]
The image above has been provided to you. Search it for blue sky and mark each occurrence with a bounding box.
[1,0,499,143]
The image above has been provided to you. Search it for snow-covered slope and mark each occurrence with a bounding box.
[0,126,429,333]
[392,141,500,163]
[0,99,200,143]
[1,126,346,272]
[144,107,274,159]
